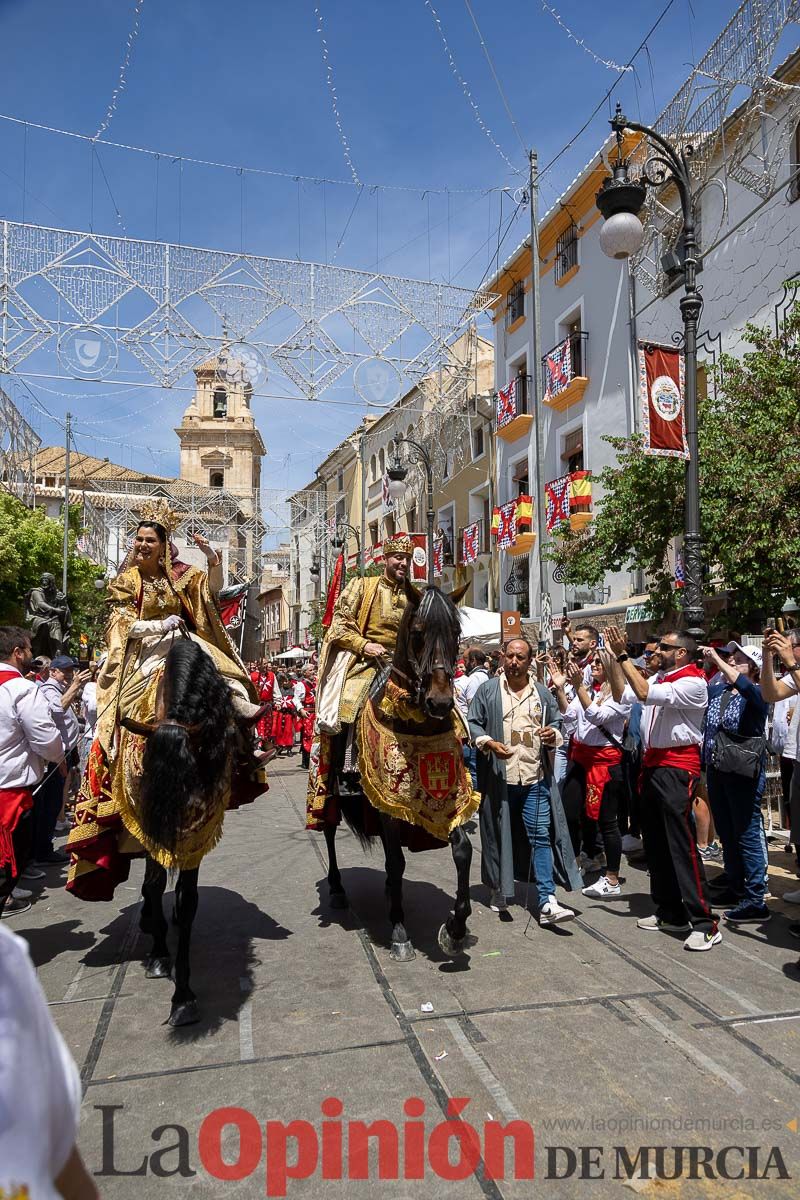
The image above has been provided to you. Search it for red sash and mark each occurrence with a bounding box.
[0,670,35,873]
[642,663,705,773]
[569,739,622,820]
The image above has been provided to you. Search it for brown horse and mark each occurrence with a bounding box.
[323,580,478,961]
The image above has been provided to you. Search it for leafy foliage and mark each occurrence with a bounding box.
[545,305,800,624]
[0,492,106,649]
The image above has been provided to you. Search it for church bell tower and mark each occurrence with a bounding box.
[175,352,266,519]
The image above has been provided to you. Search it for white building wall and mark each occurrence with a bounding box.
[636,92,800,358]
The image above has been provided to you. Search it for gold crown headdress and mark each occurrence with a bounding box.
[383,533,414,556]
[136,498,182,537]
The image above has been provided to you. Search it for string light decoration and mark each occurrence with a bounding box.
[539,2,634,74]
[0,387,41,507]
[95,0,147,139]
[314,3,362,186]
[0,219,496,393]
[626,0,800,296]
[423,0,522,174]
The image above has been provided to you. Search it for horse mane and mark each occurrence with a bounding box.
[393,585,462,688]
[138,638,236,855]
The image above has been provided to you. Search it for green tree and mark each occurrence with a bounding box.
[545,304,800,625]
[0,493,106,650]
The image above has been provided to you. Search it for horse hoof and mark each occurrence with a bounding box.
[329,890,348,910]
[145,956,172,980]
[390,940,416,962]
[438,923,465,958]
[168,999,200,1027]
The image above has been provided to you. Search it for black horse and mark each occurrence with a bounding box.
[128,638,261,1025]
[323,580,476,961]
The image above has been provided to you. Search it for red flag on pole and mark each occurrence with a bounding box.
[322,552,345,628]
[638,342,688,459]
[410,533,428,582]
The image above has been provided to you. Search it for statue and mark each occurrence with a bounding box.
[25,572,73,658]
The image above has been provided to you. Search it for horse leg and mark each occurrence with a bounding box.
[324,822,348,909]
[438,826,473,957]
[168,867,200,1026]
[141,856,172,979]
[382,815,414,962]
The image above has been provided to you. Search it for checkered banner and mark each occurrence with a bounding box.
[543,336,573,403]
[496,378,518,429]
[461,522,480,566]
[545,475,570,531]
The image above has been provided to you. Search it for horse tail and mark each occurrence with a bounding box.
[138,638,236,856]
[338,791,379,851]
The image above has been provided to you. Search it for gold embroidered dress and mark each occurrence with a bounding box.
[67,558,255,900]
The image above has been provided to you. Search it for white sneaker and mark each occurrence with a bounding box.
[581,875,621,900]
[684,929,723,951]
[539,895,576,925]
[621,834,643,854]
[782,889,800,904]
[488,889,507,912]
[637,914,691,934]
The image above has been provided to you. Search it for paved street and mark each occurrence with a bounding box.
[15,758,800,1198]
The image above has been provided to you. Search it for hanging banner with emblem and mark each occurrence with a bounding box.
[638,342,688,460]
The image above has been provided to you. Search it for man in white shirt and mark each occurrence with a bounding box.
[0,924,98,1198]
[606,626,718,951]
[0,627,63,916]
[33,654,90,867]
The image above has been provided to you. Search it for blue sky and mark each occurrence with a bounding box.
[0,0,785,526]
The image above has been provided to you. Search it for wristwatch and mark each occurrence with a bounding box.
[616,653,629,663]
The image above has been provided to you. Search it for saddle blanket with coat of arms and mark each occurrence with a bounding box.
[358,694,480,842]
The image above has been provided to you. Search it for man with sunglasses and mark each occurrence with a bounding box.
[605,627,718,951]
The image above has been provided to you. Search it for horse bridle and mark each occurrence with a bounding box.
[393,628,455,710]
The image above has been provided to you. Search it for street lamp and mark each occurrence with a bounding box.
[309,559,321,582]
[388,435,435,585]
[330,521,363,576]
[595,103,704,638]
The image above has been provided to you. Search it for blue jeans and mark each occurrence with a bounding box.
[507,781,555,908]
[706,764,768,906]
[553,743,569,785]
[463,744,478,790]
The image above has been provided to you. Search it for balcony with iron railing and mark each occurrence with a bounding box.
[546,470,592,532]
[541,331,589,412]
[458,517,491,564]
[495,373,533,444]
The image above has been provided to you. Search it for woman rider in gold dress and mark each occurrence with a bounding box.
[66,500,259,900]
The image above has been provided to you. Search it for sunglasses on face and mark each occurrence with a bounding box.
[658,641,677,651]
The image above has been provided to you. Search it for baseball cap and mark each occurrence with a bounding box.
[722,641,762,671]
[50,654,78,670]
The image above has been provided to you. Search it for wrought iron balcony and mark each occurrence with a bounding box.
[545,470,592,532]
[495,373,533,443]
[541,331,589,411]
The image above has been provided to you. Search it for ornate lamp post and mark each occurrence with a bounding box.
[330,521,363,576]
[595,103,704,638]
[387,435,435,585]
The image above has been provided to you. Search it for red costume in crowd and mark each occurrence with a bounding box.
[250,667,279,743]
